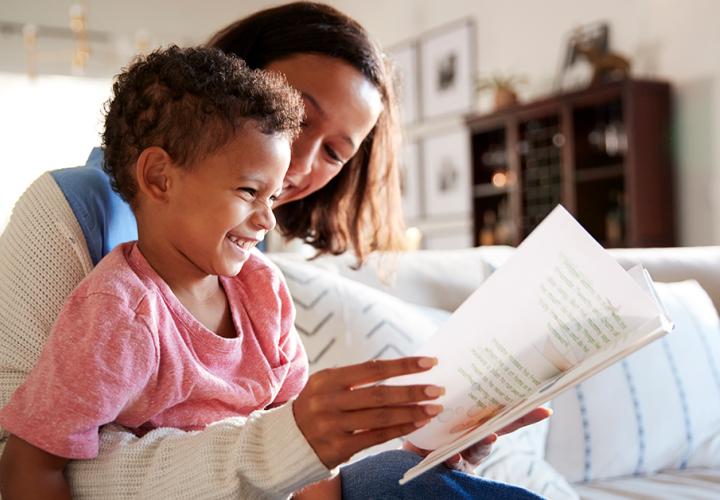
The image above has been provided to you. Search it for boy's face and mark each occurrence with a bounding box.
[165,123,290,277]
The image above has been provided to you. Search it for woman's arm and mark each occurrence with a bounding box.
[0,435,71,500]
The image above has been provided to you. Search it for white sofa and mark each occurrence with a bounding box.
[268,245,720,499]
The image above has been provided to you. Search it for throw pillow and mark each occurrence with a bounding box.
[545,280,720,482]
[269,255,450,373]
[287,248,493,312]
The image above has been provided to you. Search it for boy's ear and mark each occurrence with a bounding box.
[135,147,174,203]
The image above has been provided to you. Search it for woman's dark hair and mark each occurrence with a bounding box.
[208,1,405,264]
[102,45,303,206]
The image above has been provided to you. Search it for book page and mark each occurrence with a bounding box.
[393,205,666,451]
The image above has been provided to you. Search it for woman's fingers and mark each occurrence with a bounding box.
[495,407,552,436]
[337,404,443,432]
[459,433,497,466]
[293,357,444,469]
[327,384,445,411]
[348,420,432,453]
[308,357,438,391]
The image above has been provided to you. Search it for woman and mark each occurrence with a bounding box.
[0,3,548,498]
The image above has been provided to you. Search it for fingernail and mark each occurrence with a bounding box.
[418,357,438,368]
[415,419,431,428]
[424,404,443,416]
[424,386,445,398]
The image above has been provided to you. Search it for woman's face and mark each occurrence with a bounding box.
[265,54,384,206]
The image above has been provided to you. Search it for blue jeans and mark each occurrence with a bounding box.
[340,450,545,500]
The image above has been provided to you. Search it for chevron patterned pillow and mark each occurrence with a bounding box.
[269,256,450,373]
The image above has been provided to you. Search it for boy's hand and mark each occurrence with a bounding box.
[403,407,553,472]
[293,357,444,469]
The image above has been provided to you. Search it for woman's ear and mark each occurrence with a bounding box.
[135,147,174,204]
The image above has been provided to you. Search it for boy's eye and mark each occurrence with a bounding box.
[238,187,256,197]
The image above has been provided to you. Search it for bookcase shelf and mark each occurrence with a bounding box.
[466,79,675,248]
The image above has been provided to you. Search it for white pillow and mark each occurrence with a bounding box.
[282,248,493,312]
[269,255,450,372]
[545,280,720,482]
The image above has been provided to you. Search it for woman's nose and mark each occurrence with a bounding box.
[286,136,320,181]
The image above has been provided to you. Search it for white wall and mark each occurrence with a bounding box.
[1,0,717,244]
[0,73,111,230]
[333,0,720,246]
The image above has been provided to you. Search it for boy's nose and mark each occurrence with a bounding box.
[253,201,276,232]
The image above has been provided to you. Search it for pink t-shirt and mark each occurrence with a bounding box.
[0,242,307,459]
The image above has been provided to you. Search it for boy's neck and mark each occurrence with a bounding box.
[136,230,221,302]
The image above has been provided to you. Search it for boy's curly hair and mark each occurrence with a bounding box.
[102,45,303,205]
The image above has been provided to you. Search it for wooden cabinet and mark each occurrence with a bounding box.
[466,79,674,248]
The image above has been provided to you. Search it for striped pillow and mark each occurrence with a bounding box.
[545,280,720,482]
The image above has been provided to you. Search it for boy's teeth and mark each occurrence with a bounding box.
[228,235,254,250]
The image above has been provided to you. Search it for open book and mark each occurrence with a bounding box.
[396,205,674,485]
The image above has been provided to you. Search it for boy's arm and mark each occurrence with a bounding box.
[0,434,71,500]
[0,174,330,499]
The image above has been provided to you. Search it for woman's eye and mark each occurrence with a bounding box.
[324,145,343,164]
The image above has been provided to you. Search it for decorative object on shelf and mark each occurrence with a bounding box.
[475,73,527,111]
[419,19,476,119]
[422,130,472,217]
[387,42,420,125]
[401,141,423,221]
[604,190,625,247]
[478,210,496,246]
[556,22,631,91]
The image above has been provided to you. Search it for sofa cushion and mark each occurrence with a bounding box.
[545,280,720,483]
[269,255,450,372]
[274,247,494,312]
[573,467,720,500]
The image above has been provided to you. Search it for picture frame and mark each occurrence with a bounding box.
[400,140,423,221]
[422,130,471,217]
[387,41,420,125]
[419,19,476,120]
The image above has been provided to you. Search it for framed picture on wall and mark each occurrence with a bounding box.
[401,141,422,221]
[387,42,420,124]
[419,19,476,119]
[422,130,471,217]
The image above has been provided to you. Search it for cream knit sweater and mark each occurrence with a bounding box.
[0,173,331,499]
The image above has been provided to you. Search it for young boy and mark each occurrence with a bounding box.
[0,46,310,498]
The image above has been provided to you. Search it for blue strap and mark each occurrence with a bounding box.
[50,148,137,266]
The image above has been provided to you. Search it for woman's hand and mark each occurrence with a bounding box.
[293,357,445,469]
[403,407,552,472]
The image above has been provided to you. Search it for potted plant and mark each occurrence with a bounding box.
[475,73,527,111]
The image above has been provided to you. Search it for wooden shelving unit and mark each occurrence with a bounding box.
[466,79,675,248]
